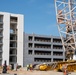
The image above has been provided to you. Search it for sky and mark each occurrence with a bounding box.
[0,0,60,36]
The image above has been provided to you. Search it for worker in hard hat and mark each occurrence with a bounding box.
[29,64,33,71]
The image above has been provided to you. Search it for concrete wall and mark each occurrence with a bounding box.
[23,33,65,67]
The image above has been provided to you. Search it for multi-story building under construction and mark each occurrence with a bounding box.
[0,12,24,67]
[23,33,65,66]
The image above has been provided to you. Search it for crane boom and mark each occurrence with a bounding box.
[55,0,76,60]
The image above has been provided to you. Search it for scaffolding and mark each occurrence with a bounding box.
[55,0,76,60]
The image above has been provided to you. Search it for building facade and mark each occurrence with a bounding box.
[23,33,65,67]
[0,12,24,67]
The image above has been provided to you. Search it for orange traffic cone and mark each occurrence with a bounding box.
[64,69,67,75]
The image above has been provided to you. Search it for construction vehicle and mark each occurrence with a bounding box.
[33,63,51,71]
[34,60,76,72]
[34,0,76,72]
[50,60,76,72]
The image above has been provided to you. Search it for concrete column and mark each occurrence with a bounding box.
[2,13,10,65]
[17,15,24,67]
[51,36,53,62]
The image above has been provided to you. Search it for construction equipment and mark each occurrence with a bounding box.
[53,0,76,72]
[55,0,76,60]
[33,60,76,72]
[34,0,76,72]
[33,63,51,71]
[50,60,76,72]
[39,63,48,71]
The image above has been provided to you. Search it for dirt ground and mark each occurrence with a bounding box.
[0,69,76,75]
[7,70,76,75]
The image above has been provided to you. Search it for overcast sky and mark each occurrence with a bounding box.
[0,0,60,36]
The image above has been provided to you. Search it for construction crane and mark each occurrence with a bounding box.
[55,0,76,60]
[33,1,76,72]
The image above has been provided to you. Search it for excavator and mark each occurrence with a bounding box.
[34,0,76,72]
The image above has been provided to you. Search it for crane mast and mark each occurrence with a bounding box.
[55,0,76,60]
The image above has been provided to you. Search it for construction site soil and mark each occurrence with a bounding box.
[0,70,76,75]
